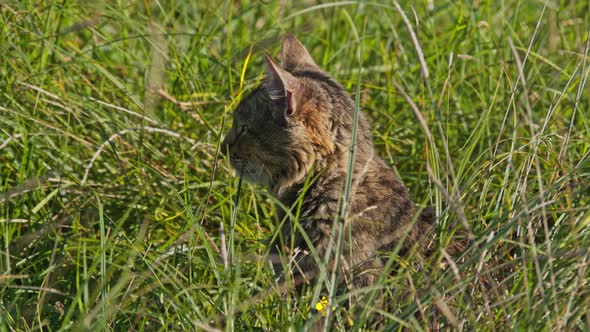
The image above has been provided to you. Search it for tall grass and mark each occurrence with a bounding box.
[1,0,589,330]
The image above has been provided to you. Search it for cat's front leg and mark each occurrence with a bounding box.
[285,218,382,289]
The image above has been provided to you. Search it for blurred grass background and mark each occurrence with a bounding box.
[1,0,589,330]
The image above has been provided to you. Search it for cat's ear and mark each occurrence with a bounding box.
[264,56,301,116]
[281,34,321,72]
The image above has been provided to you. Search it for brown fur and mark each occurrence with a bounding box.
[222,35,435,289]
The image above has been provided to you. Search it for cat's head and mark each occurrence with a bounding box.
[222,35,353,194]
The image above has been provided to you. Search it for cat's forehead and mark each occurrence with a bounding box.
[234,87,268,122]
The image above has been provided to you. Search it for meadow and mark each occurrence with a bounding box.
[1,0,589,330]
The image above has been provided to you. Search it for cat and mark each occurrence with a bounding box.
[221,34,434,290]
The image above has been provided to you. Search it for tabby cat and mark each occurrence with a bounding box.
[221,35,433,289]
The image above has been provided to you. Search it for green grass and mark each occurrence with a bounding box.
[1,0,589,330]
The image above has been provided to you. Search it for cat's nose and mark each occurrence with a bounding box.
[221,136,242,160]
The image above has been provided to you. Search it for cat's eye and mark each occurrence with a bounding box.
[235,125,247,140]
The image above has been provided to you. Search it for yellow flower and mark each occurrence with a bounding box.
[314,296,329,317]
[310,296,354,326]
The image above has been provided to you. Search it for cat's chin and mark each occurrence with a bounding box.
[239,171,273,189]
[231,161,272,187]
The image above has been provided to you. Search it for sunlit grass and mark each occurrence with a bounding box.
[1,0,589,330]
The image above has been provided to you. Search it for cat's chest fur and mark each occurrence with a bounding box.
[273,156,419,252]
